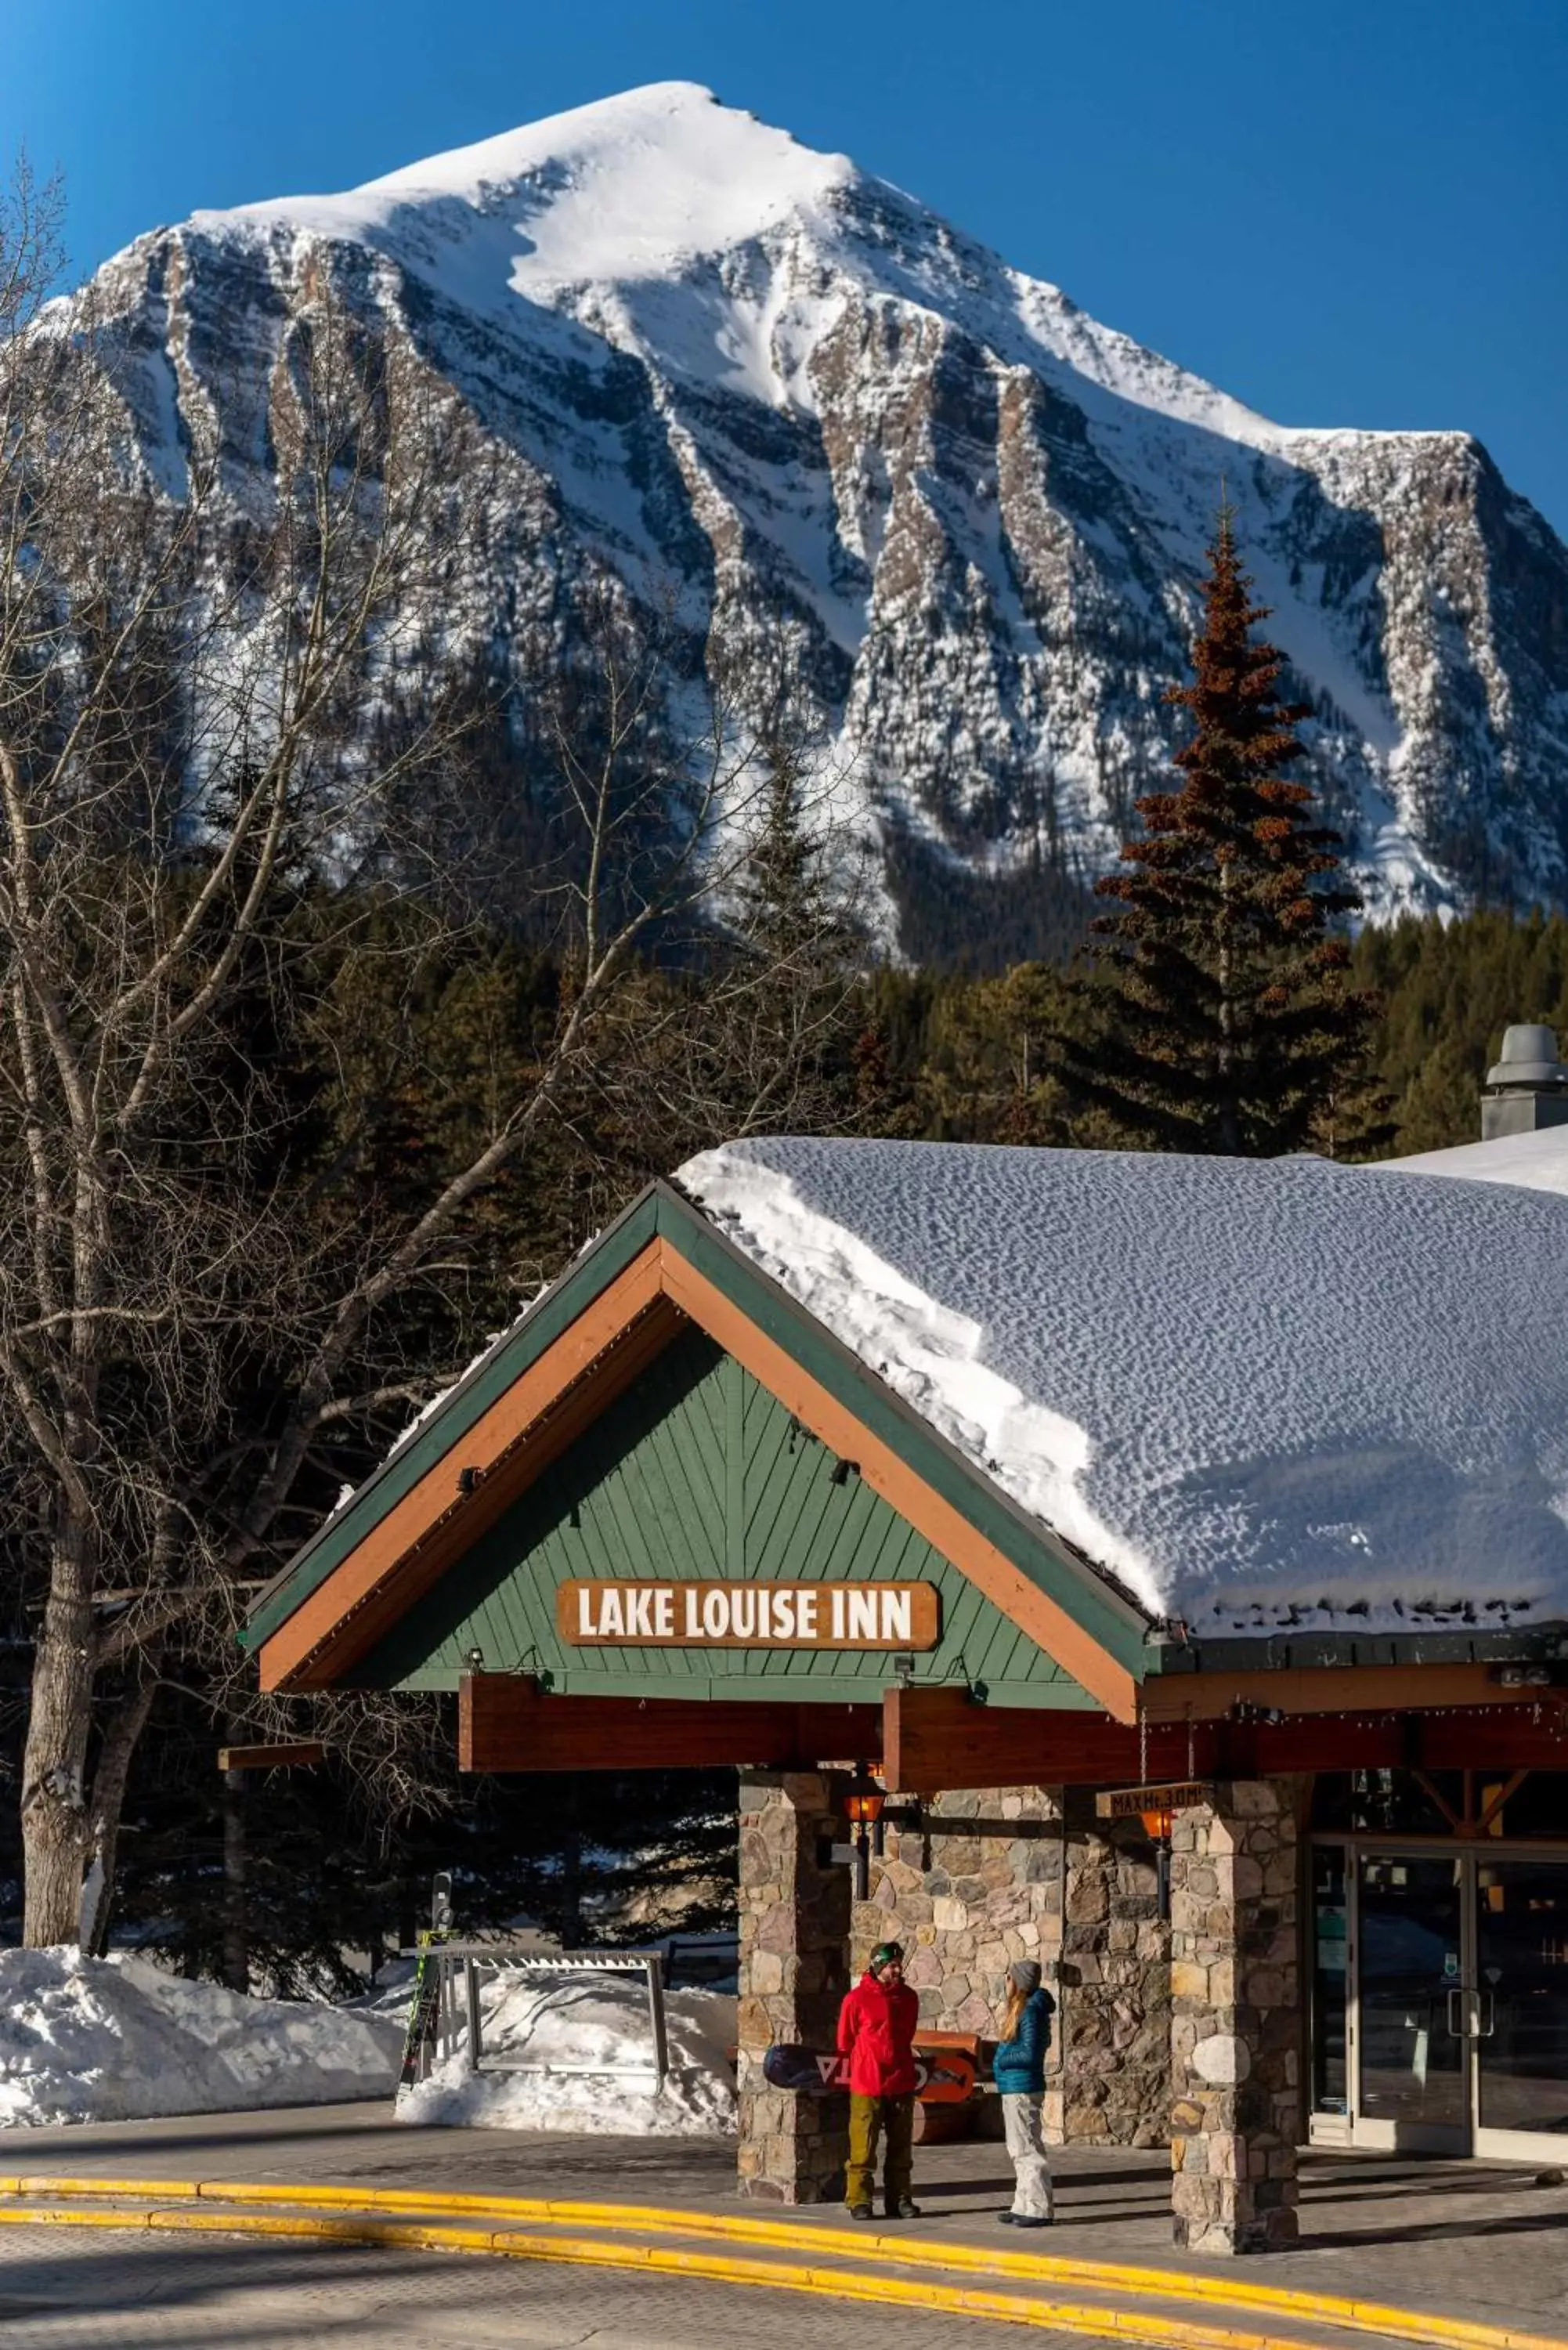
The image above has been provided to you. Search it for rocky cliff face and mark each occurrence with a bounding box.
[76,82,1568,957]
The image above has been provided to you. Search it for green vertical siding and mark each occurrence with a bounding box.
[351,1327,1093,1710]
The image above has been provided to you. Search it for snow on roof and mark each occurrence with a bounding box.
[1384,1123,1568,1198]
[678,1138,1568,1640]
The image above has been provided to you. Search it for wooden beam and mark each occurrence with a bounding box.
[460,1676,1568,1788]
[881,1687,1568,1792]
[459,1673,883,1774]
[1420,1712,1568,1773]
[1140,1662,1551,1723]
[660,1253,1140,1722]
[884,1687,1139,1791]
[215,1741,324,1772]
[1465,1768,1530,1839]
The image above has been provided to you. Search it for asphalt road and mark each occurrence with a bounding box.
[0,2224,1102,2349]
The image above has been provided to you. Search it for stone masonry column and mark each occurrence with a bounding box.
[1169,1780,1302,2254]
[736,1770,851,2203]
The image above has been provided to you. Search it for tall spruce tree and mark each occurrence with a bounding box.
[1069,510,1372,1155]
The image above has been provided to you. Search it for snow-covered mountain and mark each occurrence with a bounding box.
[81,82,1568,956]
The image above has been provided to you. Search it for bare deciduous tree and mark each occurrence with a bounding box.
[0,168,835,1953]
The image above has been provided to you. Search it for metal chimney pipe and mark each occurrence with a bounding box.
[1481,1023,1568,1140]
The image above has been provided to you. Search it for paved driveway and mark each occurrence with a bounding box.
[0,2225,1091,2349]
[5,2106,1567,2339]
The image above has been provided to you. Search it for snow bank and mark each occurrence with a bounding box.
[680,1137,1568,1636]
[0,1947,403,2128]
[396,1967,735,2136]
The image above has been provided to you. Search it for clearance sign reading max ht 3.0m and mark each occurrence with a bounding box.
[557,1580,941,1649]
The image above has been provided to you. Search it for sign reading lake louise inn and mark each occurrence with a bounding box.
[558,1580,941,1650]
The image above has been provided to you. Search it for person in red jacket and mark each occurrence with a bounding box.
[836,1940,921,2220]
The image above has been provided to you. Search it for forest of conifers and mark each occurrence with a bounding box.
[3,891,1555,1980]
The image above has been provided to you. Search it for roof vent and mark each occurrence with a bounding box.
[1481,1023,1568,1140]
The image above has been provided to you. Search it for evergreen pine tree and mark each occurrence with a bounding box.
[1068,510,1374,1155]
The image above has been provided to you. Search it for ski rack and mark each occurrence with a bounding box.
[410,1943,670,2092]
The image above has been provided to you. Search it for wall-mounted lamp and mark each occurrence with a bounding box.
[844,1759,886,1900]
[1141,1803,1174,1921]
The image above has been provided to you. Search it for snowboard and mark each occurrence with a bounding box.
[763,2044,977,2103]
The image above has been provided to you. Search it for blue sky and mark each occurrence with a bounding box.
[8,0,1566,533]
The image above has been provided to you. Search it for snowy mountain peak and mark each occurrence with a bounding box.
[202,82,854,291]
[92,91,1568,954]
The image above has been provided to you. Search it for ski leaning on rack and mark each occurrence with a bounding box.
[398,1929,451,2089]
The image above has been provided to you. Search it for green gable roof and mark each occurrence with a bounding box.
[344,1325,1100,1708]
[246,1183,1153,1688]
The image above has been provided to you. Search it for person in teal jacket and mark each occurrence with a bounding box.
[992,1960,1055,2225]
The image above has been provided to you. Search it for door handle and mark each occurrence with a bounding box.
[1478,1990,1496,2039]
[1445,1987,1464,2037]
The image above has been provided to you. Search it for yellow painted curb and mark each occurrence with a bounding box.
[0,2203,1346,2349]
[0,2178,1559,2350]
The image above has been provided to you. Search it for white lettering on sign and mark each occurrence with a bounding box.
[557,1580,940,1650]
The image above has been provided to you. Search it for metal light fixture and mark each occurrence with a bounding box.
[844,1760,886,1900]
[844,1759,886,1828]
[1141,1803,1175,1922]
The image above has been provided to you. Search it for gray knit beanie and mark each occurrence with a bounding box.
[1009,1960,1042,1994]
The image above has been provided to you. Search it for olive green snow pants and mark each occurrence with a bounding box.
[846,2092,914,2211]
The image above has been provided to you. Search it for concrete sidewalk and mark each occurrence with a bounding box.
[5,2106,1566,2337]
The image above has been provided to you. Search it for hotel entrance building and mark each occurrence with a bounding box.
[246,1035,1568,2251]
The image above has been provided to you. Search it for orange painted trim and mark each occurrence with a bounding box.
[284,1302,682,1690]
[258,1231,1140,1719]
[659,1253,1139,1722]
[256,1247,671,1690]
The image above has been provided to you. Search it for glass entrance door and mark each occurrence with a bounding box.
[1312,1843,1568,2160]
[1474,1858,1568,2157]
[1355,1852,1469,2150]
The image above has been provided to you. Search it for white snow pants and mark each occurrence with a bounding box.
[1003,2091,1054,2218]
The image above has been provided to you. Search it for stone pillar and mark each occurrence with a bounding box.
[736,1770,851,2203]
[1058,1791,1171,2146]
[1169,1780,1301,2254]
